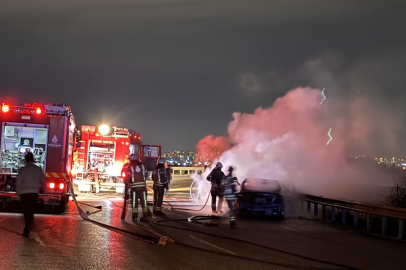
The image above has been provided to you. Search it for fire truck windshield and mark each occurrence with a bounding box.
[144,146,160,158]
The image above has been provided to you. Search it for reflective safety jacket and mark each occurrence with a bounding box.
[152,164,168,189]
[122,162,146,190]
[223,173,239,200]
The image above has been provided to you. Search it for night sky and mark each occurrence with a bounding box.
[1,0,406,151]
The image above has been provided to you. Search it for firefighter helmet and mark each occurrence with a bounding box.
[216,162,223,168]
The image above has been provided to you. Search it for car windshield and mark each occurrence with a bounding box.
[242,178,281,193]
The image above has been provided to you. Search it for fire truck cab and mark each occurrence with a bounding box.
[73,124,161,193]
[0,102,76,212]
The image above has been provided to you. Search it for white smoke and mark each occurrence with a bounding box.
[195,87,398,203]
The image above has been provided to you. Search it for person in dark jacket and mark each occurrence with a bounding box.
[121,154,149,222]
[164,161,172,197]
[207,162,225,214]
[224,166,239,227]
[152,158,168,216]
[16,152,45,237]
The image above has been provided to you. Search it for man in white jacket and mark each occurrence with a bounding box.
[16,152,45,237]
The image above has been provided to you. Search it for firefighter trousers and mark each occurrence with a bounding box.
[121,183,129,220]
[211,189,224,212]
[131,188,148,218]
[226,199,236,223]
[153,185,164,213]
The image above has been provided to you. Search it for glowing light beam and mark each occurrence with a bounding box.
[326,128,333,145]
[320,88,326,104]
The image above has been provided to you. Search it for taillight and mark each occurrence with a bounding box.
[59,183,65,190]
[36,108,42,114]
[48,182,55,189]
[121,172,126,178]
[1,105,10,113]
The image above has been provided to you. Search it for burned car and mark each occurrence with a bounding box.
[235,178,285,218]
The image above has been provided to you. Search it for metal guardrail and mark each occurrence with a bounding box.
[302,194,405,239]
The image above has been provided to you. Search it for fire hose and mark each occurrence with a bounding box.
[70,183,363,269]
[103,190,362,269]
[69,181,172,245]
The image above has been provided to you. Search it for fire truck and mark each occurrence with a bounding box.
[73,124,161,193]
[0,102,76,212]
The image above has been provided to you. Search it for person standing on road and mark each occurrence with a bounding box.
[16,152,45,238]
[207,162,225,214]
[164,161,172,197]
[152,158,168,216]
[121,154,149,222]
[224,166,239,227]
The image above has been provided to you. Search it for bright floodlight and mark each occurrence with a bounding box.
[98,124,110,135]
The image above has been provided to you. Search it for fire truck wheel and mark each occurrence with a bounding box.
[56,196,68,213]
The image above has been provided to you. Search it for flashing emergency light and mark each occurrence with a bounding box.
[48,182,55,189]
[36,108,42,114]
[98,124,110,136]
[1,104,10,113]
[59,183,65,190]
[121,172,126,178]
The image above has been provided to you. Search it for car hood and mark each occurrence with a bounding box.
[241,178,281,193]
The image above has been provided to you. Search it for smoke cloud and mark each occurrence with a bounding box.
[195,87,400,203]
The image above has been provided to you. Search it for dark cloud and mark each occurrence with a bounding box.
[1,0,405,151]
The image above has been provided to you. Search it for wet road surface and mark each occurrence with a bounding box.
[1,184,406,269]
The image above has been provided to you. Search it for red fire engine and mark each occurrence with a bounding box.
[0,102,76,212]
[73,124,161,193]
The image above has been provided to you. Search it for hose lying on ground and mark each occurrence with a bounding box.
[69,181,172,245]
[71,183,363,269]
[103,190,362,270]
[152,217,363,270]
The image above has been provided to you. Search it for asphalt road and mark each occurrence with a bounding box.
[1,177,406,270]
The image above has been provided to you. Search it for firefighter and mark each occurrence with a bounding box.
[164,161,172,197]
[207,162,225,214]
[121,154,149,222]
[224,166,239,227]
[152,158,168,216]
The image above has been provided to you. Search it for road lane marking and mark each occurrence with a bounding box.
[0,217,12,223]
[30,232,46,246]
[281,226,298,232]
[189,235,237,255]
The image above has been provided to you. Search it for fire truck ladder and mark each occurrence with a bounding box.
[76,140,86,181]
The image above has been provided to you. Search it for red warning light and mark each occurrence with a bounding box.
[36,108,42,114]
[1,105,10,113]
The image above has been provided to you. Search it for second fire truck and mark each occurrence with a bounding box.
[73,124,161,193]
